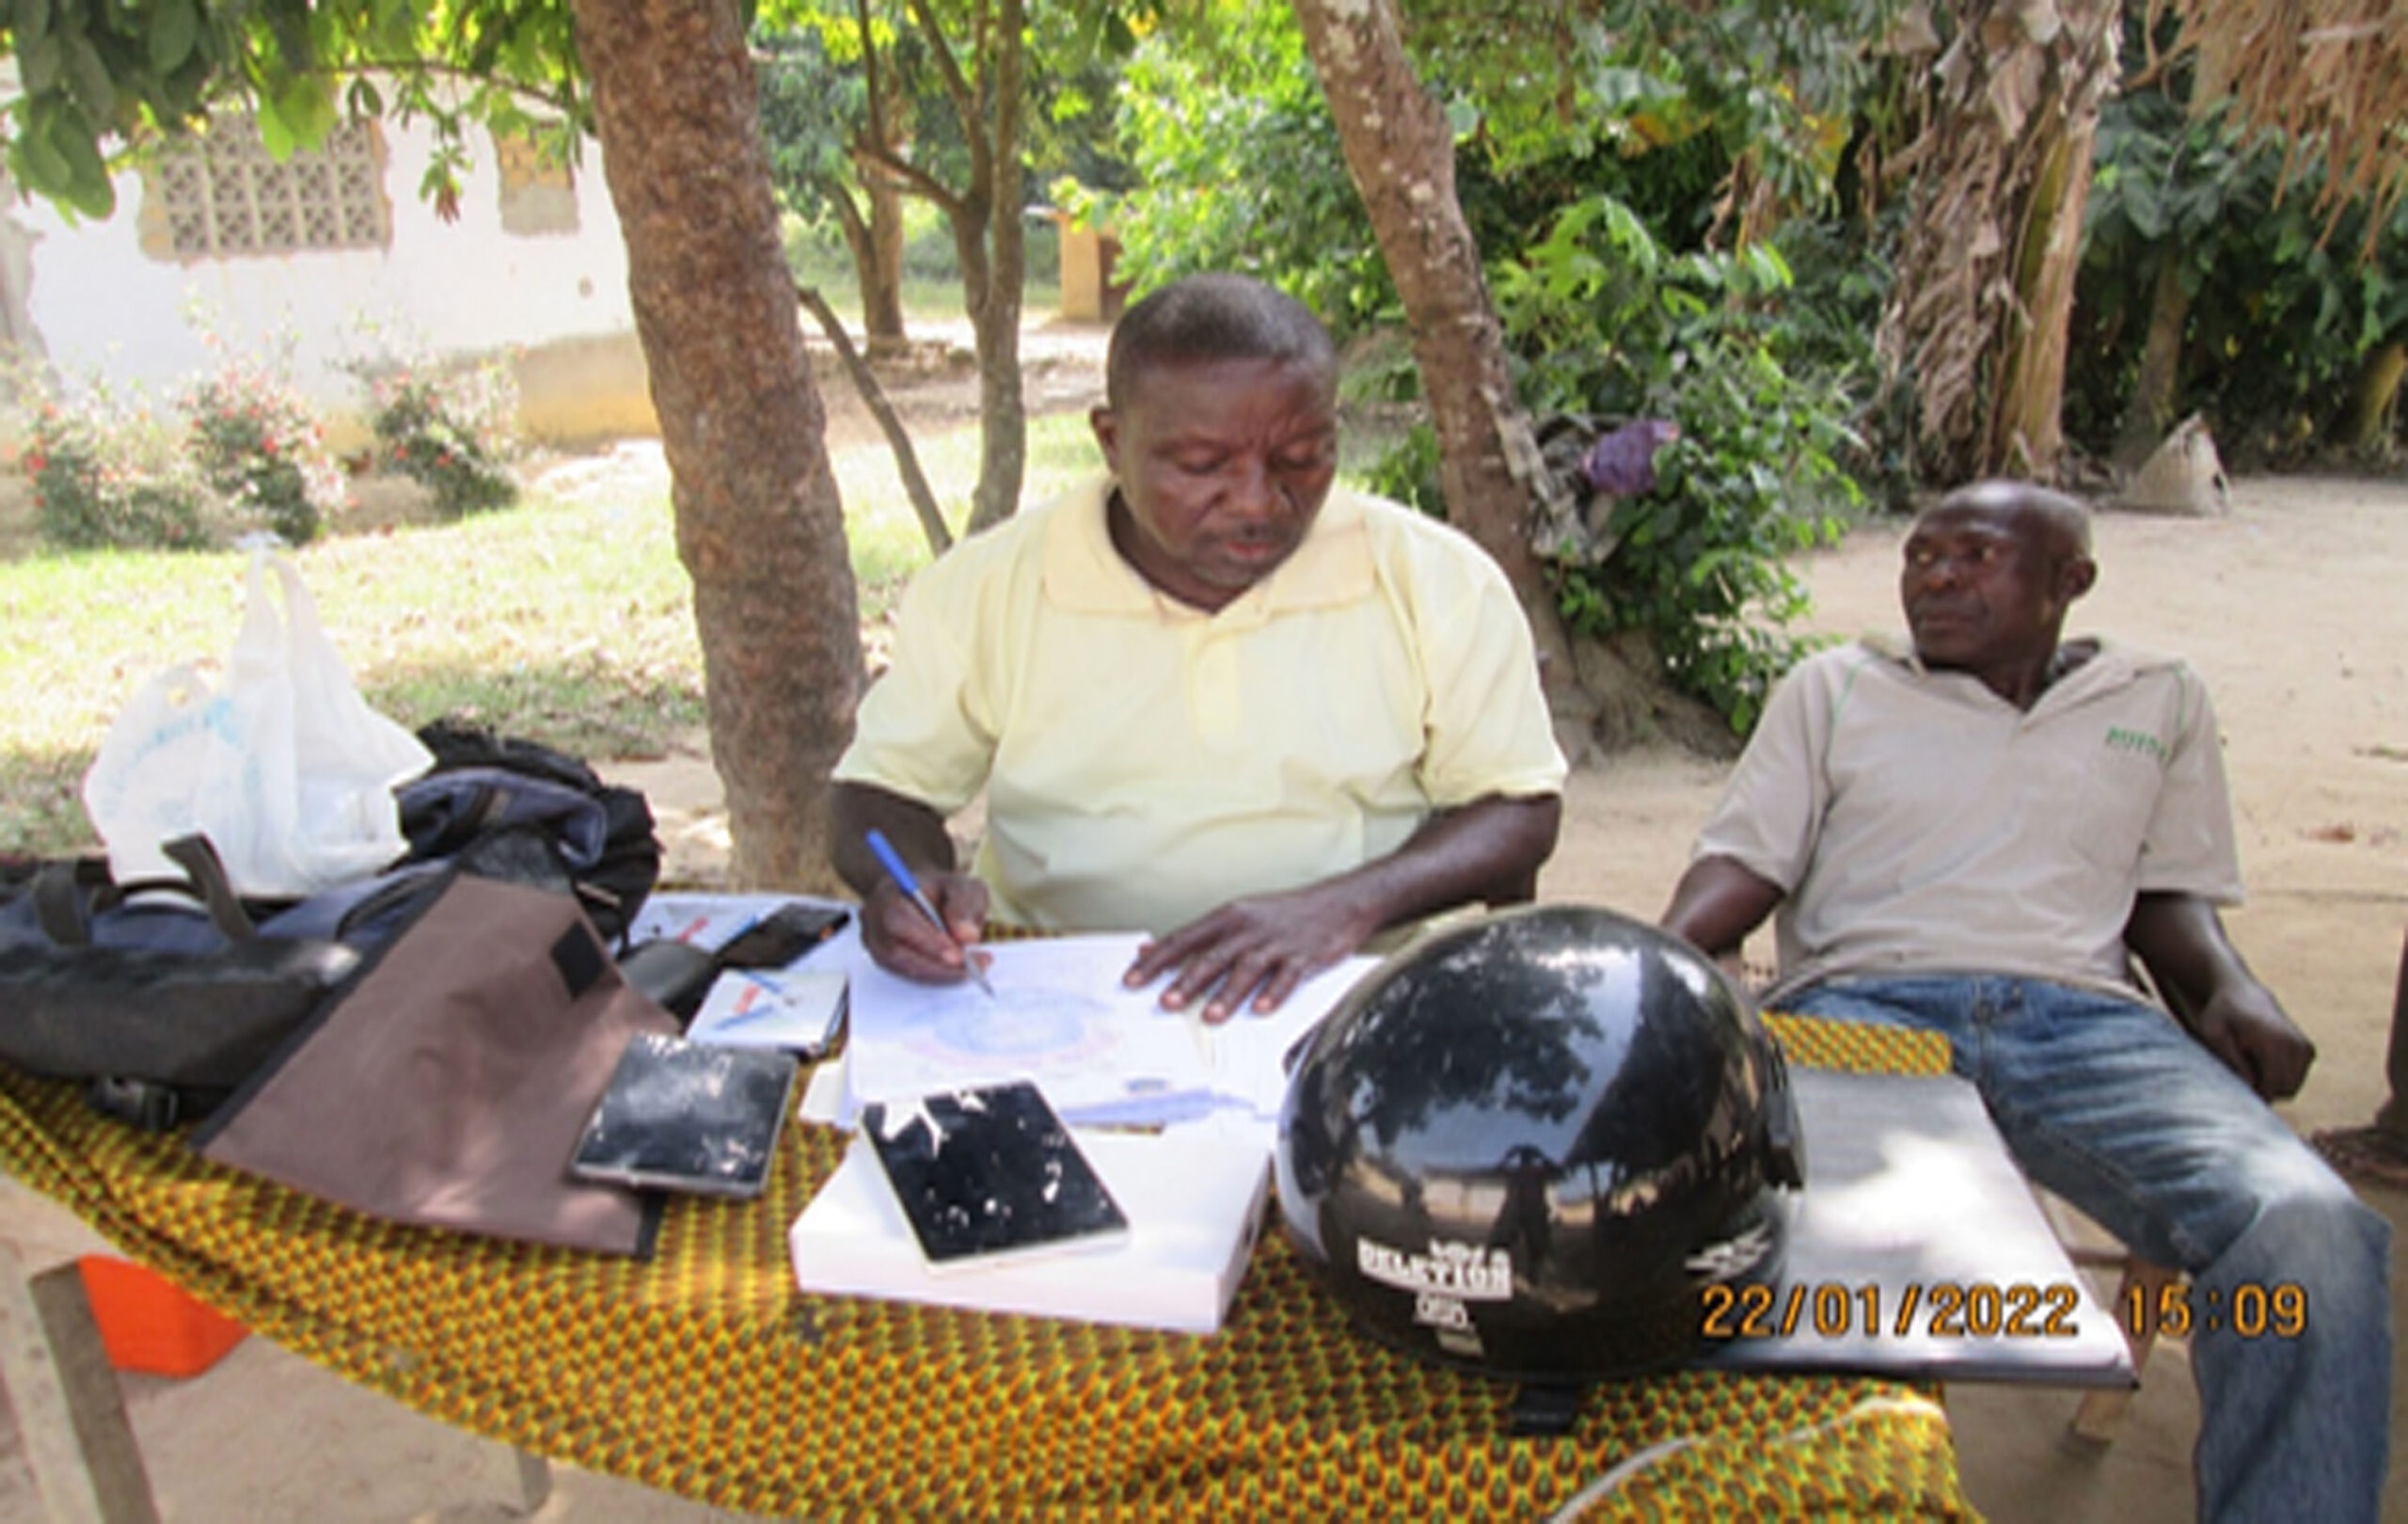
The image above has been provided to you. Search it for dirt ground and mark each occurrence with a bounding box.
[4,320,2408,1518]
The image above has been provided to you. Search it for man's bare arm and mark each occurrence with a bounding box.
[1660,854,1785,959]
[2125,890,2315,1101]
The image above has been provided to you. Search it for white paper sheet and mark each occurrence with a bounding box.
[842,931,1379,1128]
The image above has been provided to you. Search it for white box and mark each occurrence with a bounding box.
[789,1125,1273,1335]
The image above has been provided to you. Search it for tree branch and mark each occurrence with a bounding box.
[793,281,955,558]
[854,137,964,214]
[905,0,990,197]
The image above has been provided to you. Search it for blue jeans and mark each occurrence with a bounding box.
[1786,976,2392,1524]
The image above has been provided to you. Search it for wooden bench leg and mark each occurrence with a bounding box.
[515,1448,553,1513]
[2069,1257,2182,1444]
[0,1243,161,1523]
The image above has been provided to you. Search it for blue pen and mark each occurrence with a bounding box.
[865,829,996,997]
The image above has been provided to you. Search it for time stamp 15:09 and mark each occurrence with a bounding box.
[1700,1280,2308,1341]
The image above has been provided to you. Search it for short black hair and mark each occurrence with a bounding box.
[1934,479,2095,558]
[1104,274,1336,410]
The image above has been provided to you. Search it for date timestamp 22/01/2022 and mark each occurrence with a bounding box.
[1700,1280,2308,1341]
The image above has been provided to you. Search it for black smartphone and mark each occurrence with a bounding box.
[715,901,851,969]
[568,1033,799,1199]
[861,1081,1129,1269]
[621,900,852,1025]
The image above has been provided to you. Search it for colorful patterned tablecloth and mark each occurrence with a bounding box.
[0,1013,1972,1520]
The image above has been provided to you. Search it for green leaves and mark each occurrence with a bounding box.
[2074,71,2408,466]
[257,74,338,159]
[11,96,114,218]
[148,0,198,72]
[18,29,62,91]
[1108,3,1386,327]
[60,26,117,125]
[2,0,595,228]
[1493,187,1856,732]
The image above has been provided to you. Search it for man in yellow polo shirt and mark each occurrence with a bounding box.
[830,273,1566,1022]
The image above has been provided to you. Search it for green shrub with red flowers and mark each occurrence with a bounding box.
[15,330,524,551]
[182,361,348,547]
[356,358,520,519]
[23,388,215,552]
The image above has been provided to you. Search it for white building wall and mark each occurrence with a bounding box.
[8,115,637,421]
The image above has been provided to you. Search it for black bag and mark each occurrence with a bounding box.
[0,835,379,1128]
[0,723,664,1131]
[397,720,662,945]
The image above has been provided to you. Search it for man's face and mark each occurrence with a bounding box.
[1898,500,2089,672]
[1090,357,1339,611]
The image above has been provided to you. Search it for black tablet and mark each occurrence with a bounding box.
[569,1033,799,1199]
[861,1081,1130,1269]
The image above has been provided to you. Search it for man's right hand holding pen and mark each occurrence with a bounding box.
[857,827,994,989]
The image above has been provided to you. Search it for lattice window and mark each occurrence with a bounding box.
[148,118,390,259]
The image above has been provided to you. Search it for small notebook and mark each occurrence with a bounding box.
[568,1032,799,1199]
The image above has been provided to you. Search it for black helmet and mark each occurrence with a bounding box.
[1275,904,1803,1381]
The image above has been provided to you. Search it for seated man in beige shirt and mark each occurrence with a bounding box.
[1660,481,2388,1524]
[830,273,1566,1021]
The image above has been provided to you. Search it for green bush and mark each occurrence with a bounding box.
[1389,194,1858,734]
[182,360,347,546]
[2071,87,2408,468]
[356,359,520,518]
[1511,199,1856,732]
[23,391,214,552]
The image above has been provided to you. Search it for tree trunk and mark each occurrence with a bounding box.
[2114,252,2194,469]
[958,0,1028,536]
[1987,87,2103,478]
[832,187,909,361]
[1291,0,1592,754]
[832,195,883,340]
[2343,340,2407,453]
[863,170,909,357]
[573,0,863,892]
[1877,0,2119,483]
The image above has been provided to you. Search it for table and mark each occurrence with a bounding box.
[0,1014,1974,1520]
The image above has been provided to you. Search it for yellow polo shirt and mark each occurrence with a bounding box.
[834,474,1567,935]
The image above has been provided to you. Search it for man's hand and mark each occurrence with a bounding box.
[1120,792,1557,1023]
[1123,883,1382,1024]
[860,869,991,987]
[2186,981,2317,1102]
[831,781,991,987]
[2124,891,2315,1102]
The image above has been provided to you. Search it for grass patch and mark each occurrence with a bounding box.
[0,408,1110,859]
[841,410,1101,618]
[0,488,708,859]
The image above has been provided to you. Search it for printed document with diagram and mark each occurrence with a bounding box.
[840,932,1380,1129]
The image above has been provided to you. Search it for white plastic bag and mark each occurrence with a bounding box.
[81,549,435,898]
